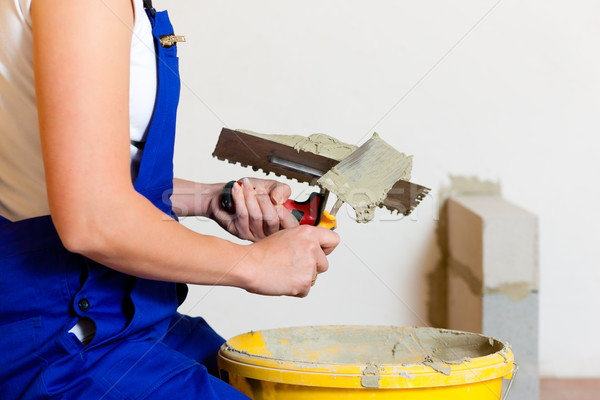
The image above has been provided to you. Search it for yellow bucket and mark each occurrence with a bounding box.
[218,325,516,399]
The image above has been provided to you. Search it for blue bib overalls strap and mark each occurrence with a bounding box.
[0,4,248,399]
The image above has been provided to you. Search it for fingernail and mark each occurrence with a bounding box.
[241,178,252,187]
[233,181,240,192]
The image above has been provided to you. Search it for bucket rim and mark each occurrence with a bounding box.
[217,325,515,389]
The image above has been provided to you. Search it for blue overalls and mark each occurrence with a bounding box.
[0,4,249,399]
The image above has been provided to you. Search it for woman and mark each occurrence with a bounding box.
[0,0,339,398]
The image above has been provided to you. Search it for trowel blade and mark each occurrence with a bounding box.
[212,128,337,185]
[317,133,422,222]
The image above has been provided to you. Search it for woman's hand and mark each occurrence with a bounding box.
[239,225,340,297]
[213,178,300,241]
[173,177,300,242]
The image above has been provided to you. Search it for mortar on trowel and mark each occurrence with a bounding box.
[213,128,429,228]
[316,132,413,225]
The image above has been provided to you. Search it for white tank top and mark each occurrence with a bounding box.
[0,0,158,221]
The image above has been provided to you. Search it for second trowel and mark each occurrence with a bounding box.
[317,133,414,224]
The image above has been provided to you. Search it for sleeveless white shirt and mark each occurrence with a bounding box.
[0,0,158,221]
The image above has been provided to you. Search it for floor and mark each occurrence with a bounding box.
[540,379,600,400]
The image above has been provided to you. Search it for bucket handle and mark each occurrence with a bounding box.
[502,362,519,400]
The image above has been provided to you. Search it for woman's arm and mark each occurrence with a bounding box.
[32,0,338,297]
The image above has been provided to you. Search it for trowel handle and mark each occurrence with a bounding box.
[220,181,336,229]
[283,193,337,230]
[220,180,239,212]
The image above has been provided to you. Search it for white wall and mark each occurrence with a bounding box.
[155,0,600,377]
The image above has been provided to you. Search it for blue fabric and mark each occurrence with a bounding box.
[0,8,248,400]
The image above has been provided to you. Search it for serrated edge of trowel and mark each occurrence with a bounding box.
[379,181,430,216]
[212,128,339,186]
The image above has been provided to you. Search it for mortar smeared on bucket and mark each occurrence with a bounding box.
[218,326,515,399]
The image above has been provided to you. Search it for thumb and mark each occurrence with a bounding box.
[269,181,292,205]
[314,227,340,255]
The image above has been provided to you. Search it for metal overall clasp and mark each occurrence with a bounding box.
[159,34,186,48]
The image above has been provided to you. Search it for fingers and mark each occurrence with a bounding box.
[255,187,280,236]
[311,270,318,287]
[276,204,300,229]
[270,181,292,205]
[230,181,252,239]
[297,227,332,295]
[247,178,292,204]
[240,178,296,238]
[315,245,329,274]
[304,228,332,274]
[240,179,266,239]
[298,244,326,296]
[314,226,341,256]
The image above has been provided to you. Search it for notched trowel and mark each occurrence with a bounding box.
[317,133,414,223]
[212,128,430,228]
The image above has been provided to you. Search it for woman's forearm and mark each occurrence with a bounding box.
[63,187,253,288]
[171,178,222,217]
